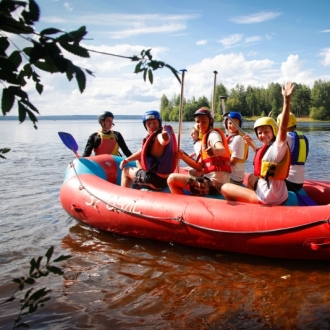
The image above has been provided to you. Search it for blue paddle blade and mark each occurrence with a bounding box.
[58,132,78,153]
[296,192,318,206]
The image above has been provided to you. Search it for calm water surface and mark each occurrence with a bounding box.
[1,119,330,329]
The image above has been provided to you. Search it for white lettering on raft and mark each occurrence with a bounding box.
[105,195,141,214]
[85,196,100,208]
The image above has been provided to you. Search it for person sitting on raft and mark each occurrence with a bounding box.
[82,111,132,157]
[221,81,295,205]
[223,111,248,186]
[277,112,309,192]
[167,108,231,195]
[188,125,202,159]
[119,110,176,190]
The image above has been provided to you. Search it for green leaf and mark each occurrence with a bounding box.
[36,82,43,94]
[57,26,88,43]
[33,59,59,73]
[0,68,20,84]
[25,277,35,285]
[0,148,11,154]
[13,278,23,284]
[18,101,27,123]
[40,28,63,35]
[0,56,19,72]
[53,255,71,262]
[29,258,37,275]
[51,56,69,73]
[28,41,47,63]
[143,68,147,82]
[73,65,86,93]
[46,265,64,275]
[8,85,28,100]
[1,88,15,115]
[134,61,143,74]
[26,109,38,124]
[45,246,54,263]
[59,41,89,58]
[85,69,94,76]
[148,69,153,84]
[0,15,34,34]
[21,0,40,24]
[0,36,10,56]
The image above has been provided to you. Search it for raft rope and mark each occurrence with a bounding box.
[70,161,330,234]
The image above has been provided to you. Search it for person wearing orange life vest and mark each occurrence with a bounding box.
[167,108,231,196]
[119,110,176,190]
[82,111,132,157]
[221,82,295,205]
[277,112,309,192]
[223,111,248,185]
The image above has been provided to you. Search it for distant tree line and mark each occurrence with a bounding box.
[160,80,330,122]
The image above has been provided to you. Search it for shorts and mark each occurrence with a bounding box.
[134,169,168,190]
[285,180,303,192]
[230,178,243,186]
[186,176,222,196]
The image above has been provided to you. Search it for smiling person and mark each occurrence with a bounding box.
[82,111,132,157]
[167,108,231,196]
[221,82,295,205]
[223,111,248,185]
[119,110,176,190]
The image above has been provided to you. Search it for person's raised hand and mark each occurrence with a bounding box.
[282,81,295,98]
[161,125,170,141]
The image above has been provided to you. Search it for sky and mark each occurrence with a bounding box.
[16,0,330,116]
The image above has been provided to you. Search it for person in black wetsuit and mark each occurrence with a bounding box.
[82,111,132,157]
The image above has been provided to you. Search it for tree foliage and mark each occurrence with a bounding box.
[161,80,330,122]
[0,0,180,129]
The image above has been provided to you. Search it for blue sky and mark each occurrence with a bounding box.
[26,0,330,116]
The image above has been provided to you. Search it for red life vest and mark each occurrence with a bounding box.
[254,142,290,180]
[201,128,231,174]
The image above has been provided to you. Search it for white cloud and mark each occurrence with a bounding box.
[248,51,258,56]
[320,29,330,33]
[320,48,330,66]
[218,34,244,47]
[64,2,73,12]
[196,40,207,46]
[231,11,281,24]
[280,54,313,85]
[245,36,262,43]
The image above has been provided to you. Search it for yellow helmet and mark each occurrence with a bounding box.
[254,117,278,137]
[277,112,297,128]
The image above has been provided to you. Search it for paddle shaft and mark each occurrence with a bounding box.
[212,71,217,118]
[177,69,187,172]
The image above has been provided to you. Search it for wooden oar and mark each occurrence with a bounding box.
[220,96,258,152]
[177,69,187,172]
[212,71,217,118]
[58,132,80,157]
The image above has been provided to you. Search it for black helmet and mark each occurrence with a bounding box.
[98,111,114,124]
[193,108,213,127]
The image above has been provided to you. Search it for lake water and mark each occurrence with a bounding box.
[1,119,330,329]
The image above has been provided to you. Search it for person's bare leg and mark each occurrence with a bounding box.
[221,183,259,203]
[167,173,190,195]
[121,167,138,188]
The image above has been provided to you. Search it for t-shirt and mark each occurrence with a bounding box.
[193,140,202,157]
[286,133,305,184]
[204,130,231,185]
[256,139,288,205]
[228,134,246,182]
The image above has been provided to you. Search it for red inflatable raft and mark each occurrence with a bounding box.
[59,154,330,260]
